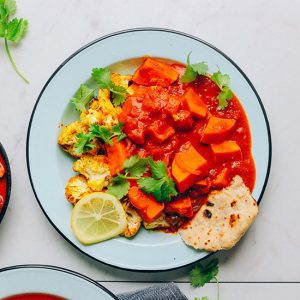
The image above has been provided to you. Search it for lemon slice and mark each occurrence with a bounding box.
[71,192,127,245]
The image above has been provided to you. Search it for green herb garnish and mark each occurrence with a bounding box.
[73,122,126,154]
[137,159,178,202]
[190,259,220,300]
[211,71,233,110]
[106,155,150,199]
[92,67,127,106]
[71,84,95,112]
[0,0,29,83]
[180,52,208,83]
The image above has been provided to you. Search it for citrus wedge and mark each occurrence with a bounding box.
[71,192,127,245]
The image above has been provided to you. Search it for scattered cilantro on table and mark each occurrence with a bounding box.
[190,259,220,300]
[73,122,126,154]
[0,0,29,83]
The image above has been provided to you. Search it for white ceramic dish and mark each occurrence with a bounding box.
[26,28,271,271]
[0,265,117,299]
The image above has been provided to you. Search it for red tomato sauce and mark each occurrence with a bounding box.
[0,152,7,212]
[3,294,65,300]
[118,59,255,231]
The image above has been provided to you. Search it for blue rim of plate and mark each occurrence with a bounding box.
[0,142,11,224]
[26,27,272,272]
[0,264,118,299]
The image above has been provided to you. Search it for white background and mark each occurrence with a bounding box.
[0,0,299,299]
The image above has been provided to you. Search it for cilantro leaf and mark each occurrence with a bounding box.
[92,67,127,106]
[0,0,29,83]
[71,84,95,112]
[217,86,233,110]
[194,297,210,300]
[106,175,130,200]
[180,52,197,83]
[211,71,230,89]
[180,52,208,83]
[211,71,233,110]
[6,17,27,43]
[111,122,126,141]
[123,155,150,177]
[190,259,219,288]
[74,133,95,155]
[89,123,113,146]
[138,159,178,202]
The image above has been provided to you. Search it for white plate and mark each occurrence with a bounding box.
[26,28,271,271]
[0,265,117,299]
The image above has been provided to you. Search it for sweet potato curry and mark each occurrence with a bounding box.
[58,55,258,251]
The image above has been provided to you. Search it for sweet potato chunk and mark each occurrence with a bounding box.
[148,122,175,143]
[211,140,242,163]
[172,144,208,192]
[166,197,193,218]
[183,88,207,119]
[106,138,128,176]
[201,116,236,144]
[128,186,164,223]
[212,168,229,188]
[132,58,179,87]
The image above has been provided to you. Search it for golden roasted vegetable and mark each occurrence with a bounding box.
[65,175,92,205]
[143,213,170,230]
[73,155,110,191]
[58,121,102,158]
[121,201,142,238]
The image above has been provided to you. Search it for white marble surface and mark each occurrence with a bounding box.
[0,0,299,298]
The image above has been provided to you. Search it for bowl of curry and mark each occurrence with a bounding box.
[27,28,271,271]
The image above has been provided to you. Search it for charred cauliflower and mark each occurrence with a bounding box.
[58,121,102,158]
[143,213,170,230]
[65,175,92,205]
[73,155,110,191]
[121,201,142,238]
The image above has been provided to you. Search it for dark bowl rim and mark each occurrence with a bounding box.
[0,142,11,224]
[0,264,118,299]
[26,27,272,272]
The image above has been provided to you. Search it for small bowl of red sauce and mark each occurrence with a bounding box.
[0,142,11,223]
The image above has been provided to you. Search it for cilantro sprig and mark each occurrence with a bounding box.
[106,155,150,200]
[137,159,178,202]
[92,67,127,106]
[0,0,29,83]
[211,71,233,110]
[180,52,208,83]
[190,259,220,300]
[106,155,178,202]
[73,122,126,155]
[70,67,128,111]
[180,53,233,110]
[71,84,95,112]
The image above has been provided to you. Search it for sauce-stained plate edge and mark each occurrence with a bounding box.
[26,28,272,272]
[0,264,117,299]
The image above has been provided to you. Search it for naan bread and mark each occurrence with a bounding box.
[180,175,258,251]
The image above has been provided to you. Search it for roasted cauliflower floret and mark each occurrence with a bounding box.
[143,213,170,230]
[80,89,120,128]
[58,121,102,158]
[121,201,142,238]
[73,155,110,191]
[111,73,132,88]
[65,175,92,205]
